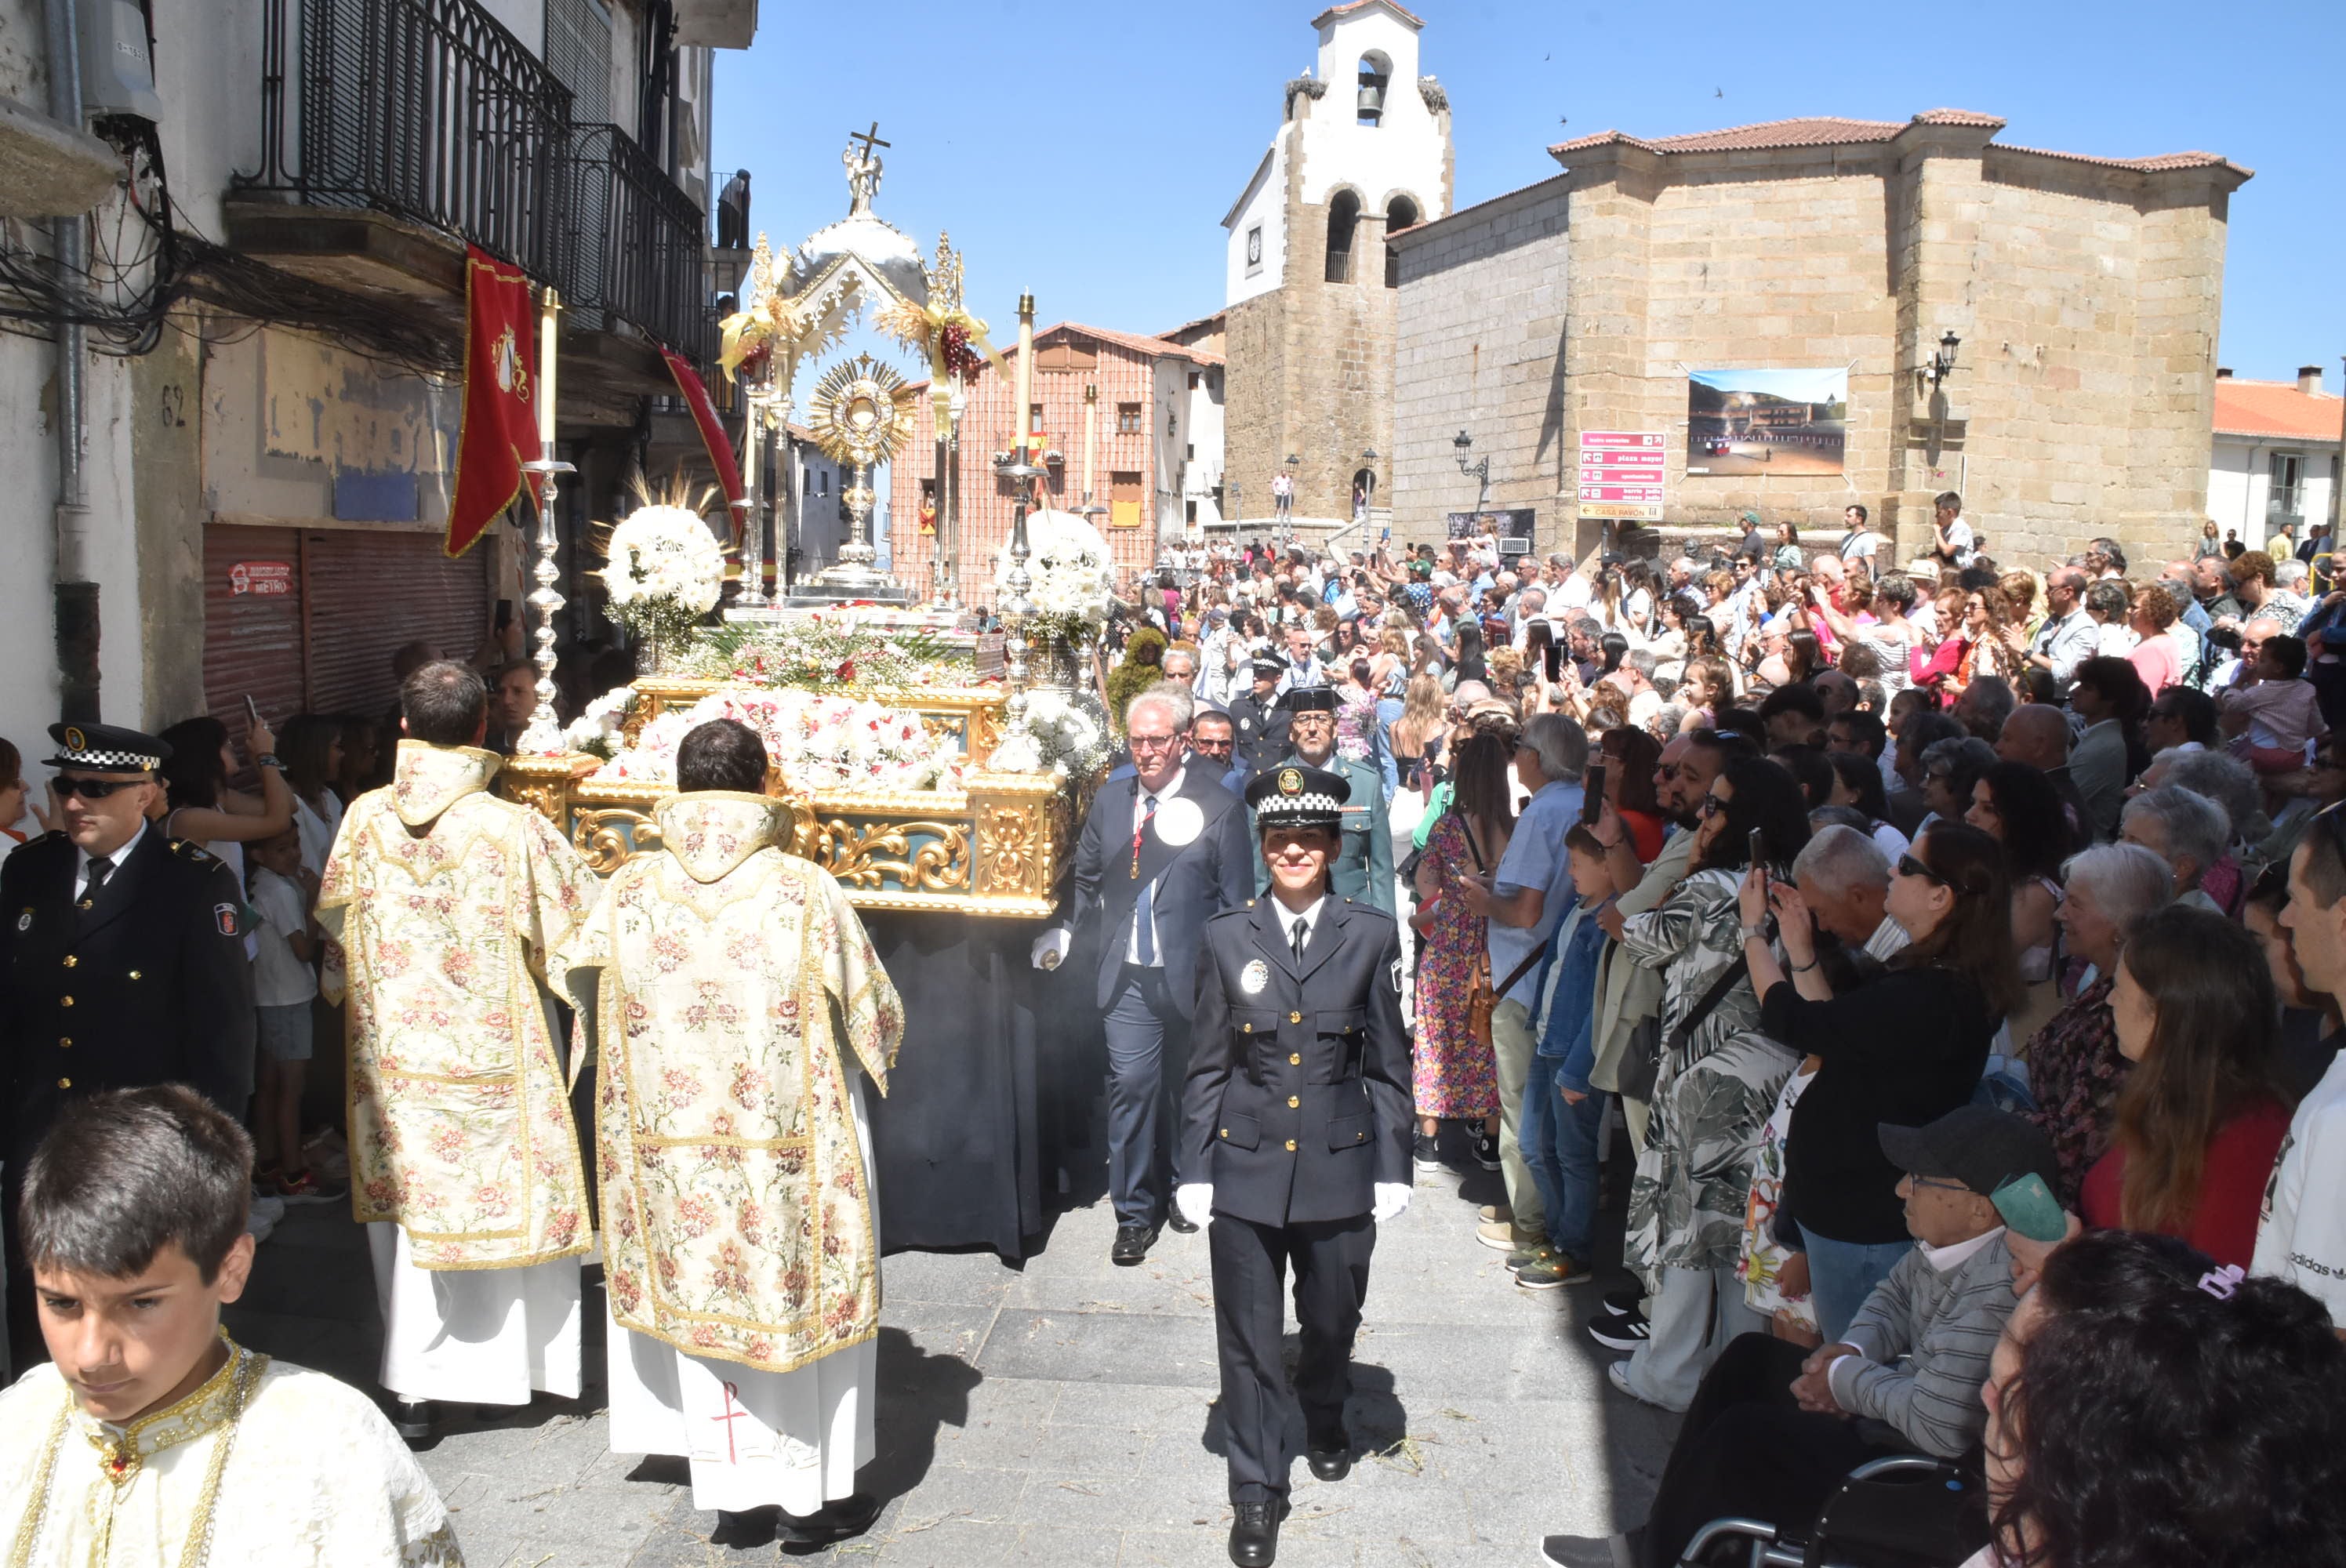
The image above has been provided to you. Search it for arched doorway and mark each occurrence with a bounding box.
[1384,194,1419,288]
[1351,467,1375,524]
[1324,190,1360,284]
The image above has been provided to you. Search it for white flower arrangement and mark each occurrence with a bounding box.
[590,689,963,794]
[995,508,1113,638]
[602,504,725,615]
[559,684,638,760]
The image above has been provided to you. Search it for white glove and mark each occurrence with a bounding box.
[1175,1183,1215,1230]
[1371,1182,1411,1224]
[1031,928,1070,971]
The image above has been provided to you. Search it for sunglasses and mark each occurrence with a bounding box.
[1897,853,1948,886]
[53,775,145,800]
[1698,795,1728,818]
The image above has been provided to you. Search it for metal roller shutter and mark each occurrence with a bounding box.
[301,532,493,716]
[202,524,307,731]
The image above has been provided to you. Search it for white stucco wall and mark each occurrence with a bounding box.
[2210,434,2339,550]
[1182,365,1227,529]
[1224,142,1288,307]
[1298,4,1446,221]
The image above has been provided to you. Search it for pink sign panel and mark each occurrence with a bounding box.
[229,561,294,597]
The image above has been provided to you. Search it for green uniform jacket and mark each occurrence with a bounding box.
[1250,752,1396,915]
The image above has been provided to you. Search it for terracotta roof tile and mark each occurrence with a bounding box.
[1548,107,2239,180]
[2213,379,2344,442]
[1310,0,1423,27]
[1037,321,1226,368]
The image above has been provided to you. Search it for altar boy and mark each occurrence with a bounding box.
[1176,764,1413,1568]
[2,1087,461,1566]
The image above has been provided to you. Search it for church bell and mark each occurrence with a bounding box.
[1356,80,1385,119]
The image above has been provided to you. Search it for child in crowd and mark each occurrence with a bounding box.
[1737,1053,1821,1347]
[247,827,342,1202]
[1517,826,1619,1289]
[0,1087,460,1566]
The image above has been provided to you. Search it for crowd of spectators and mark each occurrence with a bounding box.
[1117,514,2346,1566]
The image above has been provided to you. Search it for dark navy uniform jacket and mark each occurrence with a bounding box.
[0,827,255,1161]
[1179,895,1411,1227]
[1229,691,1291,778]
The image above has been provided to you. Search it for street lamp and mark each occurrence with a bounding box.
[1453,429,1490,522]
[1923,330,1962,387]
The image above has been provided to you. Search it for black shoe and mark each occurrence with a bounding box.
[1306,1432,1351,1482]
[391,1398,433,1442]
[1540,1528,1641,1567]
[1585,1304,1651,1352]
[1470,1128,1502,1171]
[1600,1287,1642,1318]
[711,1508,779,1550]
[1228,1498,1290,1567]
[1411,1130,1443,1171]
[1111,1223,1158,1265]
[777,1492,881,1545]
[1166,1206,1200,1235]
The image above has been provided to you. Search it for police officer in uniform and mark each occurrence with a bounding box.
[1229,659,1290,780]
[1176,764,1412,1568]
[1,722,255,1367]
[1252,688,1395,915]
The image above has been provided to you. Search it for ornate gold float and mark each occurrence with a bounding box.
[500,677,1085,920]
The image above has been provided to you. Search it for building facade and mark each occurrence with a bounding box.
[1220,0,1451,538]
[2209,368,2342,550]
[886,322,1224,603]
[0,0,751,758]
[1388,110,2249,567]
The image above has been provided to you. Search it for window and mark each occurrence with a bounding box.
[1186,500,1199,524]
[1188,372,1200,390]
[2272,452,2304,521]
[1167,411,1178,438]
[1108,471,1144,530]
[543,0,613,125]
[1186,443,1195,462]
[1117,402,1142,435]
[1325,191,1360,285]
[1029,402,1044,435]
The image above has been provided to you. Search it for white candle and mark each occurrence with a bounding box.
[537,287,561,450]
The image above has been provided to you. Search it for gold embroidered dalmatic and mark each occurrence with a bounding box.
[557,792,905,1375]
[318,741,600,1270]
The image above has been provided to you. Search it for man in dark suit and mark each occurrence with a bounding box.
[1,721,254,1367]
[1176,764,1412,1568]
[1034,688,1251,1265]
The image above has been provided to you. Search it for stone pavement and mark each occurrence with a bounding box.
[224,1131,1677,1567]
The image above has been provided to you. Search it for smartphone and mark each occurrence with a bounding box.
[242,694,261,728]
[495,597,515,632]
[1581,761,1607,824]
[1748,826,1767,871]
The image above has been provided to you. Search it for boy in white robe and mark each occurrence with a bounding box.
[0,1086,461,1566]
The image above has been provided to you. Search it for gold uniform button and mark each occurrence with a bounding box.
[1243,1023,1253,1033]
[56,1077,71,1090]
[1284,1139,1298,1152]
[1287,1095,1300,1109]
[1289,1053,1302,1065]
[1289,1011,1302,1024]
[60,996,73,1007]
[1356,1131,1367,1142]
[59,1037,71,1049]
[61,956,76,968]
[78,899,93,910]
[1220,1128,1230,1138]
[128,971,140,981]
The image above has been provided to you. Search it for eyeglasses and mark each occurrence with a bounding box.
[1191,738,1233,757]
[1698,795,1728,818]
[53,775,144,800]
[1906,1174,1972,1196]
[1128,734,1182,753]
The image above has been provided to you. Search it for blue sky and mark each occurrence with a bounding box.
[716,0,2342,384]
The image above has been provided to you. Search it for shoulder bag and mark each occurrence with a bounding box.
[1616,953,1749,1101]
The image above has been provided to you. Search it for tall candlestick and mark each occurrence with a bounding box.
[536,288,561,450]
[1013,292,1036,460]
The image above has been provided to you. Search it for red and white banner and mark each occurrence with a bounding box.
[444,246,543,558]
[660,347,746,524]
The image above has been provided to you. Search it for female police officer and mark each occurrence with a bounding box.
[1175,763,1413,1567]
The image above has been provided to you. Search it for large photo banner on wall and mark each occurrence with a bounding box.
[1686,367,1848,477]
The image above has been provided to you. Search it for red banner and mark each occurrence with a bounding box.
[661,347,746,528]
[444,247,541,558]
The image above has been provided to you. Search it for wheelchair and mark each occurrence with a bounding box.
[1675,1454,1988,1568]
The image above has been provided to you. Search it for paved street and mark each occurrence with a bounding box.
[225,1132,1676,1567]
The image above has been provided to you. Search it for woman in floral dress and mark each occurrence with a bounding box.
[1407,731,1514,1169]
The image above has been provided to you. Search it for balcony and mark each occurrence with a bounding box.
[228,0,715,401]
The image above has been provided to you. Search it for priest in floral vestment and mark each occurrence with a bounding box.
[316,662,600,1426]
[557,719,903,1545]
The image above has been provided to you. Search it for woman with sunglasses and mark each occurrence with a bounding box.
[1600,758,1809,1410]
[155,712,296,891]
[1734,821,2022,1340]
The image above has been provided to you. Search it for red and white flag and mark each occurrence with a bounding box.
[444,246,543,558]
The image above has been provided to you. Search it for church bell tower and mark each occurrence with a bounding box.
[1221,1,1452,536]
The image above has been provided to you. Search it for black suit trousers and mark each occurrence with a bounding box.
[1640,1333,1897,1568]
[1209,1210,1374,1504]
[1102,965,1193,1229]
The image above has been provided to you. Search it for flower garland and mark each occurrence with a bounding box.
[677,612,971,692]
[561,686,638,760]
[988,689,1109,779]
[592,690,961,794]
[996,509,1114,644]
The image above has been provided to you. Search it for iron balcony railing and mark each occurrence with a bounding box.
[557,123,706,360]
[248,0,713,362]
